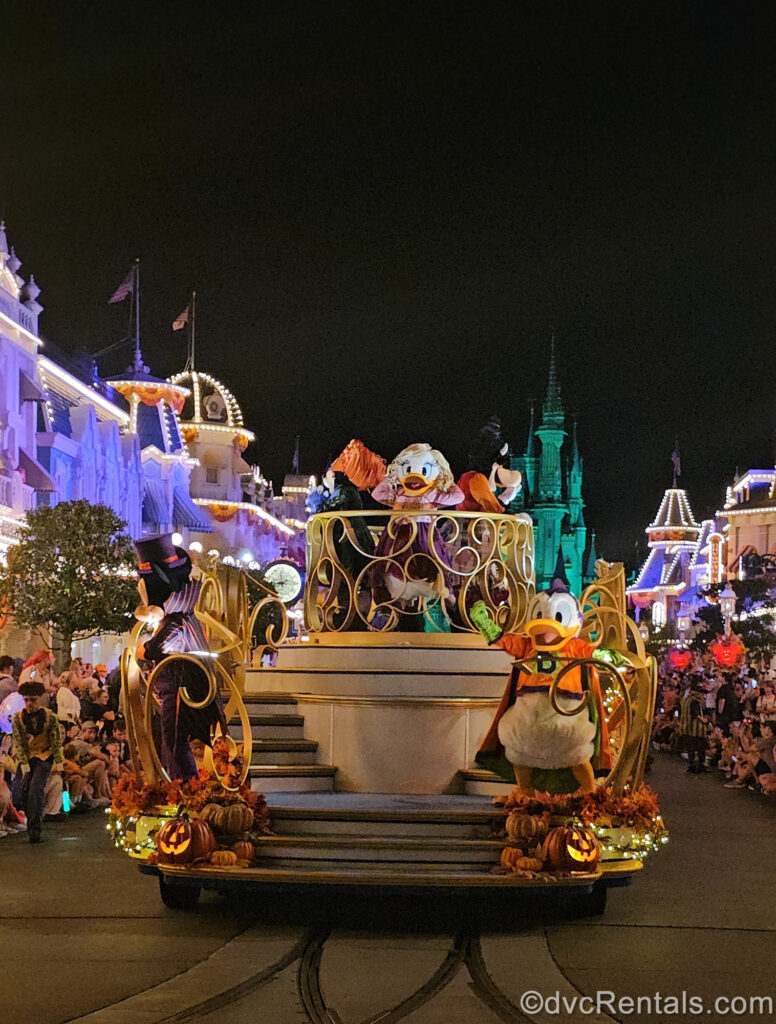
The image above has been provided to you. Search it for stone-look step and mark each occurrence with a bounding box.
[246,666,505,698]
[241,714,306,740]
[230,694,336,792]
[242,694,300,715]
[269,641,513,674]
[268,802,506,839]
[228,738,319,765]
[252,834,503,865]
[458,768,514,797]
[249,765,337,793]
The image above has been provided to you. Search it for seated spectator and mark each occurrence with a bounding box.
[19,650,57,701]
[111,719,133,774]
[756,680,776,721]
[0,688,24,738]
[725,720,776,789]
[64,721,112,800]
[0,655,17,703]
[55,672,81,729]
[0,736,27,836]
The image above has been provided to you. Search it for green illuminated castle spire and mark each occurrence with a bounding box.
[507,338,594,594]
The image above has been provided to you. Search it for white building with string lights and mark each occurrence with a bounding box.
[0,217,305,656]
[627,486,725,627]
[168,369,300,567]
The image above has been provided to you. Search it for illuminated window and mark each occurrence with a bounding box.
[652,602,665,627]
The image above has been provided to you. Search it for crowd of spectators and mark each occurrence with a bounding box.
[0,649,131,840]
[652,661,776,796]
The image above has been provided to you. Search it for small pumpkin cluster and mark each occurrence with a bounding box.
[500,825,600,876]
[200,801,256,867]
[155,800,258,869]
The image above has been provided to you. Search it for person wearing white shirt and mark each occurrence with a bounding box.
[55,674,81,727]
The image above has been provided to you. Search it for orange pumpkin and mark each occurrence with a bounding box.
[515,856,544,872]
[500,846,524,870]
[210,849,238,866]
[543,826,600,872]
[156,813,216,865]
[200,802,254,836]
[231,840,254,862]
[506,812,550,842]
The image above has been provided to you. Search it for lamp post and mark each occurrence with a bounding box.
[719,583,736,637]
[677,604,691,642]
[639,620,649,643]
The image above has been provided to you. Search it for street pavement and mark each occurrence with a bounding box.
[3,754,776,1024]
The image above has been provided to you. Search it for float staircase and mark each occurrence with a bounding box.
[250,793,511,884]
[229,694,337,793]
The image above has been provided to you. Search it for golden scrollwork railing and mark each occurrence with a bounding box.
[304,509,535,634]
[121,563,288,789]
[578,560,657,792]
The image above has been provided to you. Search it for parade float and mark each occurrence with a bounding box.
[112,442,667,913]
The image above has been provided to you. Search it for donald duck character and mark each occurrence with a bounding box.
[371,443,464,608]
[472,556,612,795]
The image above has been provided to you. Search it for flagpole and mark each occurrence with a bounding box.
[133,259,141,373]
[190,290,196,370]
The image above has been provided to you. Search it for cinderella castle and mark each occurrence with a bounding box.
[506,341,596,594]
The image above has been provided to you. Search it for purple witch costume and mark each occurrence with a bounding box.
[136,536,225,781]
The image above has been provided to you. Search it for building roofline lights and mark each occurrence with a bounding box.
[0,309,42,346]
[38,355,130,424]
[192,497,296,536]
[733,470,776,491]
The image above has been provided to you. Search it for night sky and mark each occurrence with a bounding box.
[3,3,776,566]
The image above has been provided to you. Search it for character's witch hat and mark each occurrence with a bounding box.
[547,547,570,595]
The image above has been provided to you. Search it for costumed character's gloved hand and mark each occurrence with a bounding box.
[592,647,628,668]
[134,604,164,627]
[471,601,503,644]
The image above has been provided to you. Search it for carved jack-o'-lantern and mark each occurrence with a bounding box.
[156,813,216,865]
[543,826,600,872]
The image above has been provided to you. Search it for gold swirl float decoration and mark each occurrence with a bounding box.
[121,563,288,791]
[304,510,535,634]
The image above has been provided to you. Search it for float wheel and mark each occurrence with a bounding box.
[158,874,202,910]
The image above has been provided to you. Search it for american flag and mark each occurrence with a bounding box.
[172,305,189,331]
[109,270,134,304]
[671,448,681,478]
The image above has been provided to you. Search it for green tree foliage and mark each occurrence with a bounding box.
[0,500,137,664]
[644,621,677,659]
[693,579,776,659]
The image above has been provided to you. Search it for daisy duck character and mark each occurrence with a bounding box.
[472,556,613,796]
[371,443,464,611]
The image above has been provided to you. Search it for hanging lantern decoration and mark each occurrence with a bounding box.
[668,648,692,672]
[709,633,746,669]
